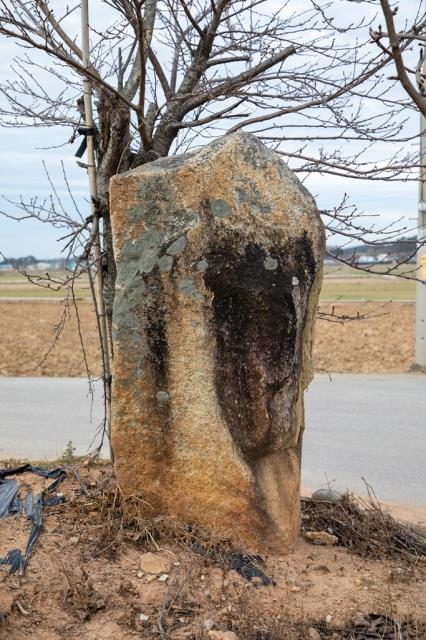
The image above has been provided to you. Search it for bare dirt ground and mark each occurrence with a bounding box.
[0,300,415,377]
[314,301,415,374]
[0,465,425,640]
[0,300,100,377]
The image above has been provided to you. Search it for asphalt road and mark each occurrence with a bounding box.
[0,374,424,505]
[303,374,425,504]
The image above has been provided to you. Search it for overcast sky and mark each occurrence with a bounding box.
[0,1,421,259]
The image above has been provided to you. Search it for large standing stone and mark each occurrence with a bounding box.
[110,133,325,552]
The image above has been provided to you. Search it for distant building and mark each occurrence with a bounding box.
[28,261,50,271]
[326,236,417,265]
[4,256,80,271]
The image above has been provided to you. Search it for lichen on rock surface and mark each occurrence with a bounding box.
[110,132,325,552]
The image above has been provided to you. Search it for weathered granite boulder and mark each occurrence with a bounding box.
[110,133,325,552]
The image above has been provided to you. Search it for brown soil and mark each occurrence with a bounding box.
[0,465,425,640]
[314,302,415,374]
[0,300,100,377]
[0,300,417,377]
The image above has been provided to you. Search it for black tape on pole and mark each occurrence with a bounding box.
[75,125,99,158]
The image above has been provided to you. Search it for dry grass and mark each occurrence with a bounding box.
[0,267,417,301]
[65,469,426,569]
[0,271,91,299]
[220,610,426,640]
[159,557,426,640]
[64,469,227,559]
[302,493,426,563]
[321,276,415,302]
[230,618,426,640]
[2,463,425,640]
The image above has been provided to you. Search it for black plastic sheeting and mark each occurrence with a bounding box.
[1,465,273,586]
[192,542,275,586]
[228,553,276,586]
[0,464,66,575]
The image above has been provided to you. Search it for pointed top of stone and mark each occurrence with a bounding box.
[116,134,311,204]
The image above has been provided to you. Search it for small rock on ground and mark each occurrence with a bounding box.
[311,489,342,503]
[305,531,338,546]
[139,551,172,575]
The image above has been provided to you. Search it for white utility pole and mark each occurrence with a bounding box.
[416,38,426,368]
[81,0,113,457]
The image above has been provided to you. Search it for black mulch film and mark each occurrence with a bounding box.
[0,463,66,575]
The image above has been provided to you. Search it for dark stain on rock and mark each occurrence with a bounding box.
[204,233,316,462]
[145,268,171,442]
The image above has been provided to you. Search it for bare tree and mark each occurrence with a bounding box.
[370,0,426,113]
[1,1,424,279]
[1,0,426,443]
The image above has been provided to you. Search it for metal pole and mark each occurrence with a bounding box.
[81,0,113,458]
[416,32,426,368]
[416,149,426,364]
